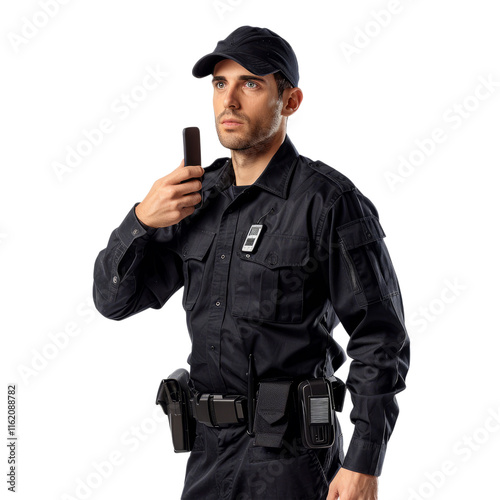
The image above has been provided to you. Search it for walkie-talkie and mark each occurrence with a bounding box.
[182,127,202,208]
[183,127,201,167]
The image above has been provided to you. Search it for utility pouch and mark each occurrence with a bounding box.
[253,379,294,448]
[155,368,196,453]
[297,376,346,449]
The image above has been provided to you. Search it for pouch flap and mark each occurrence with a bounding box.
[254,380,294,448]
[337,215,385,250]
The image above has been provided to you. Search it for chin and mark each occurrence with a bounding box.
[217,129,249,150]
[221,139,250,151]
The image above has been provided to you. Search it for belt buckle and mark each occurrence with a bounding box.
[194,394,214,426]
[192,394,246,427]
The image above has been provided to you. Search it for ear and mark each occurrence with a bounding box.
[281,87,303,117]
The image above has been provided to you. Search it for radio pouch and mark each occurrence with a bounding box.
[253,380,293,448]
[297,376,346,449]
[155,368,196,453]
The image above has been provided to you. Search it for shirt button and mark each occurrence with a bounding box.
[220,254,225,259]
[210,345,215,350]
[112,276,118,284]
[215,301,221,307]
[132,228,139,236]
[246,254,251,259]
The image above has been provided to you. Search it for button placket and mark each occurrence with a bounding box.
[205,205,239,389]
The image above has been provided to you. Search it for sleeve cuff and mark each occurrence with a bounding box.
[133,203,159,235]
[116,203,157,247]
[342,438,386,477]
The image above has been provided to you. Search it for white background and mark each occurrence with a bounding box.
[1,1,499,499]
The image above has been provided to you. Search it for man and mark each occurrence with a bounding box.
[93,26,409,500]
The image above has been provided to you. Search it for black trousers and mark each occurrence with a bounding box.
[181,415,344,500]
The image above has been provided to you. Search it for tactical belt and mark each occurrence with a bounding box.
[189,381,294,449]
[156,369,345,452]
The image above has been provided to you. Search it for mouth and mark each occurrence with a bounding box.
[221,117,244,128]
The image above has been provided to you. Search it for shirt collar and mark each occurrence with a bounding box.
[214,134,299,199]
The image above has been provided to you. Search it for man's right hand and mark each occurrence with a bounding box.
[135,160,204,228]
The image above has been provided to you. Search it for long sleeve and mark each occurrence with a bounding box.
[318,187,410,476]
[93,203,184,320]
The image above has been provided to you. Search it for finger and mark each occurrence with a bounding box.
[327,484,339,500]
[165,165,204,185]
[176,178,203,196]
[180,205,196,218]
[180,191,202,208]
[177,194,201,213]
[183,164,204,178]
[168,163,203,185]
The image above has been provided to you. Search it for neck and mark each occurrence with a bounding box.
[231,130,286,186]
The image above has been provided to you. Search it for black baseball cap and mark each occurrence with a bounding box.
[192,25,299,88]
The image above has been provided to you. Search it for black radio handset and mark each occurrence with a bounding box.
[183,127,201,167]
[182,127,202,208]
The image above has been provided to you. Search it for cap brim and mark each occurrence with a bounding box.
[192,51,278,79]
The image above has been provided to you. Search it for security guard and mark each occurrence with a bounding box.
[93,26,409,500]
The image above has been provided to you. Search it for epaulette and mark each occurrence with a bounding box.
[306,159,356,194]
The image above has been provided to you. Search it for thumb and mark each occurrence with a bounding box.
[326,483,340,500]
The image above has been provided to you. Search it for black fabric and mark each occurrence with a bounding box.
[93,134,410,481]
[181,416,344,499]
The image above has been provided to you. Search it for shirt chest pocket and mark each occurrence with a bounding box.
[232,233,310,324]
[181,230,216,311]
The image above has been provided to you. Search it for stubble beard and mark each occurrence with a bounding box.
[215,106,283,153]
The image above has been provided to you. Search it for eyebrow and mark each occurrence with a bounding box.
[212,75,267,84]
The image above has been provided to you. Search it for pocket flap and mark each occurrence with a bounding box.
[181,230,216,261]
[237,233,310,268]
[337,215,385,250]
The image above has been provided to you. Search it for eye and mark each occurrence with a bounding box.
[245,81,258,89]
[215,81,225,89]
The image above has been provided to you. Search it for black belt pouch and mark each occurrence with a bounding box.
[253,379,294,448]
[156,368,196,452]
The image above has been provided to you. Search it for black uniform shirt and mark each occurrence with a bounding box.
[93,135,410,476]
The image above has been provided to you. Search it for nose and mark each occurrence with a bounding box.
[223,84,240,109]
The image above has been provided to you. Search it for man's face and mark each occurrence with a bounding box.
[212,59,284,151]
